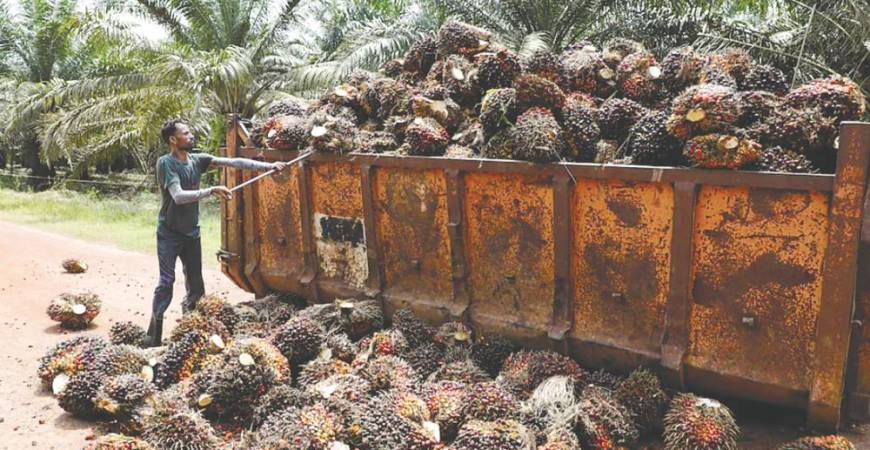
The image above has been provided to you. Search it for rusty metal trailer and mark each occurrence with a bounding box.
[219,114,870,430]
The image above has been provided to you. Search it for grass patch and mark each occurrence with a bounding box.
[0,188,222,267]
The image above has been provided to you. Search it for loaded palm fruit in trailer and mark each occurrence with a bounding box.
[217,20,870,431]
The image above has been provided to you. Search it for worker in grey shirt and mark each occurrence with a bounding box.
[144,118,286,347]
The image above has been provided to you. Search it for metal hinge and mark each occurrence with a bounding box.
[216,249,239,265]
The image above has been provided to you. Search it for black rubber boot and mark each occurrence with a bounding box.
[144,315,164,348]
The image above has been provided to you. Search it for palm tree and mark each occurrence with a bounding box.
[13,0,304,178]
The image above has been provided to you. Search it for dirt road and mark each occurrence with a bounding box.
[1,221,869,449]
[0,221,250,450]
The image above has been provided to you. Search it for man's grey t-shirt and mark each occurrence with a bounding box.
[156,153,214,238]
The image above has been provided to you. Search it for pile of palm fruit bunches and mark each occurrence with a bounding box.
[251,21,865,174]
[41,294,856,450]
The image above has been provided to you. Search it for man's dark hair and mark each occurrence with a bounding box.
[160,119,186,144]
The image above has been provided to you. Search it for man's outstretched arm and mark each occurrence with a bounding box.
[210,156,286,172]
[168,183,232,204]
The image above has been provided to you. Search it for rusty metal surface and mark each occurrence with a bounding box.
[309,161,367,293]
[809,122,870,429]
[244,148,837,192]
[375,167,453,313]
[570,179,674,361]
[848,242,870,421]
[661,181,698,388]
[464,172,554,338]
[549,174,573,348]
[253,165,305,292]
[220,114,253,291]
[687,186,830,393]
[226,117,870,428]
[243,170,267,296]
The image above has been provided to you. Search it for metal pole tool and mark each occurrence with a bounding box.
[229,151,315,194]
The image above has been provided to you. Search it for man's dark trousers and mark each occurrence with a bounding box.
[146,229,204,345]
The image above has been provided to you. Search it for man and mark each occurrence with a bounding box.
[144,119,286,347]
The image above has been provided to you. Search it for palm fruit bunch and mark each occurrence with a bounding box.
[784,76,866,122]
[227,337,291,382]
[519,375,578,443]
[47,292,102,329]
[587,368,623,390]
[272,316,325,366]
[195,294,239,333]
[406,343,445,378]
[359,355,420,392]
[258,114,309,149]
[298,357,352,386]
[617,52,663,103]
[560,47,617,97]
[511,107,567,163]
[538,428,583,450]
[602,38,646,69]
[109,321,147,347]
[706,48,753,87]
[660,46,707,94]
[735,90,782,128]
[254,403,345,450]
[449,419,534,450]
[663,393,739,450]
[499,350,588,399]
[326,332,359,363]
[268,97,309,117]
[460,381,520,422]
[761,106,839,171]
[740,64,789,94]
[403,35,437,77]
[308,113,356,153]
[190,360,274,422]
[470,334,515,377]
[627,110,683,166]
[515,74,566,111]
[598,98,647,142]
[613,368,668,434]
[573,385,639,450]
[404,117,450,156]
[94,373,155,431]
[38,335,107,394]
[593,139,622,164]
[336,299,384,340]
[59,344,152,417]
[436,20,491,58]
[778,435,856,450]
[355,397,441,450]
[251,384,307,428]
[84,433,155,450]
[683,133,762,169]
[361,77,413,121]
[58,368,107,417]
[153,331,210,388]
[477,48,522,90]
[305,373,371,405]
[142,408,221,450]
[440,55,480,106]
[480,88,519,138]
[559,93,600,161]
[753,146,818,174]
[424,380,467,441]
[356,329,410,363]
[524,50,564,86]
[392,308,434,348]
[433,321,474,349]
[234,294,298,329]
[169,311,230,344]
[428,358,490,384]
[667,84,740,139]
[355,130,399,153]
[62,258,88,273]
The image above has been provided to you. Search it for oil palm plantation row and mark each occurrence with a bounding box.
[0,0,866,182]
